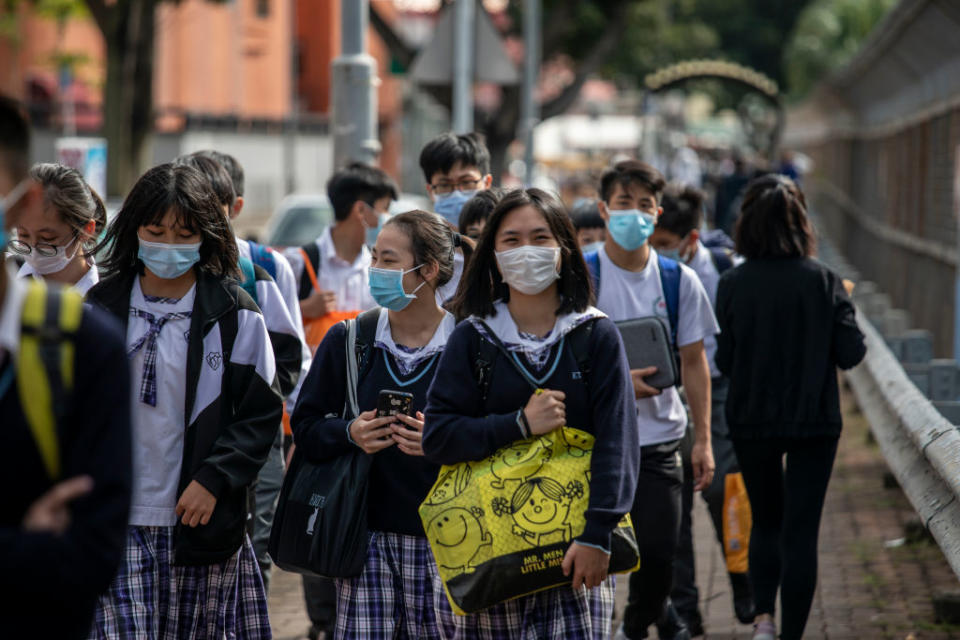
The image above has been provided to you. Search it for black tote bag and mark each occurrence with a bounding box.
[268,318,371,578]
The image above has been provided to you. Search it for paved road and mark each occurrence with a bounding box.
[268,385,960,639]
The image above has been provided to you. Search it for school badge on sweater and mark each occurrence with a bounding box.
[419,426,640,615]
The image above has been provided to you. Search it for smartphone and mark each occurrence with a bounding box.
[376,390,414,419]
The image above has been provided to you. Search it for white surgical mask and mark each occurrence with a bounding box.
[495,245,561,295]
[24,235,80,275]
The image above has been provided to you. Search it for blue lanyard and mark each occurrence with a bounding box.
[384,352,440,388]
[0,361,14,402]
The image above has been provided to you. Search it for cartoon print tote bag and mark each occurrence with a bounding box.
[419,426,640,615]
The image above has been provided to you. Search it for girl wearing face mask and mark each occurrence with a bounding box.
[292,210,472,639]
[8,163,105,295]
[85,163,282,639]
[422,189,639,639]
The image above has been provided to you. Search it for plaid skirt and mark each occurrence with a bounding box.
[88,525,272,640]
[334,531,450,640]
[434,573,617,640]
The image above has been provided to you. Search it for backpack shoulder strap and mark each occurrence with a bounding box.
[566,318,596,385]
[353,308,381,380]
[473,327,501,405]
[657,254,681,348]
[298,243,322,301]
[584,250,601,298]
[17,280,83,480]
[248,240,278,280]
[238,256,258,306]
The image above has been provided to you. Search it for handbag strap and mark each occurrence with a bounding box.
[475,320,540,392]
[344,318,360,419]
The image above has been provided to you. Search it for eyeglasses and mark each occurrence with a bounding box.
[7,235,76,257]
[430,178,483,195]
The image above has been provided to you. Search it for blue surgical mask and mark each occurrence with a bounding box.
[608,209,657,251]
[368,264,426,311]
[658,236,692,264]
[1,178,33,247]
[582,241,605,255]
[365,211,390,247]
[434,190,477,226]
[138,238,202,279]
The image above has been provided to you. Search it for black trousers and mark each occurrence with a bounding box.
[732,435,838,640]
[622,438,684,637]
[303,575,337,634]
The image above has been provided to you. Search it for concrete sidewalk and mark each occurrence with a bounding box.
[268,386,960,639]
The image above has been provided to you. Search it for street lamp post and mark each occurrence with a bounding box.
[452,0,475,133]
[332,0,381,168]
[520,0,540,186]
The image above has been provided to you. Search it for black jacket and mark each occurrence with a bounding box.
[715,257,866,439]
[88,269,283,565]
[1,292,131,640]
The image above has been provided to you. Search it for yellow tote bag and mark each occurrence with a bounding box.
[419,427,640,615]
[723,471,752,574]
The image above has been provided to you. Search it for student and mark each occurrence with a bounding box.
[587,161,717,640]
[293,210,469,639]
[420,132,492,301]
[286,162,398,355]
[85,163,282,638]
[423,188,639,639]
[458,188,502,241]
[8,162,105,295]
[0,96,132,640]
[716,175,866,640]
[569,198,606,252]
[650,183,754,635]
[187,149,311,591]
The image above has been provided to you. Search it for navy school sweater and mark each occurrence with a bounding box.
[291,321,442,536]
[422,316,639,551]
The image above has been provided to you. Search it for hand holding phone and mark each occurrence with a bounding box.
[377,390,414,418]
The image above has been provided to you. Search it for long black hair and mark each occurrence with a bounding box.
[95,163,240,279]
[734,174,816,259]
[451,188,591,320]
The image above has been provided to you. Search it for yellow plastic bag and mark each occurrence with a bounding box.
[723,471,752,574]
[419,427,640,615]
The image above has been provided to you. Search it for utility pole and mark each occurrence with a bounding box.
[452,0,475,133]
[332,0,381,168]
[520,0,540,186]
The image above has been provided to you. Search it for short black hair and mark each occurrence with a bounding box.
[196,150,244,197]
[419,132,491,184]
[658,184,705,237]
[600,160,666,203]
[174,152,236,209]
[735,174,815,259]
[96,163,240,279]
[452,188,592,320]
[569,199,605,230]
[458,188,503,235]
[0,96,31,183]
[326,162,399,222]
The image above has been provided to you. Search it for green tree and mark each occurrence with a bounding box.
[784,0,895,99]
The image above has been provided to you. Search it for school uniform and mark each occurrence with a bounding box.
[292,309,455,639]
[0,266,131,640]
[17,256,100,295]
[591,246,718,636]
[85,269,283,639]
[423,304,639,640]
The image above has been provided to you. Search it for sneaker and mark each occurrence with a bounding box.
[680,610,705,637]
[655,602,692,640]
[752,620,776,640]
[730,572,758,624]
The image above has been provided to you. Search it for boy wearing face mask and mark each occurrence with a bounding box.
[649,184,753,636]
[419,132,493,302]
[586,161,719,640]
[570,198,606,252]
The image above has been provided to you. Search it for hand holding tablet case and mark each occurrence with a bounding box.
[615,317,679,389]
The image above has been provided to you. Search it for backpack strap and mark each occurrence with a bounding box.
[474,332,500,405]
[353,308,382,382]
[248,240,278,280]
[584,250,601,298]
[18,280,83,480]
[707,246,735,275]
[297,243,322,301]
[657,254,681,349]
[238,256,258,306]
[566,319,596,386]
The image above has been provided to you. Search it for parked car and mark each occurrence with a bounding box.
[264,192,431,248]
